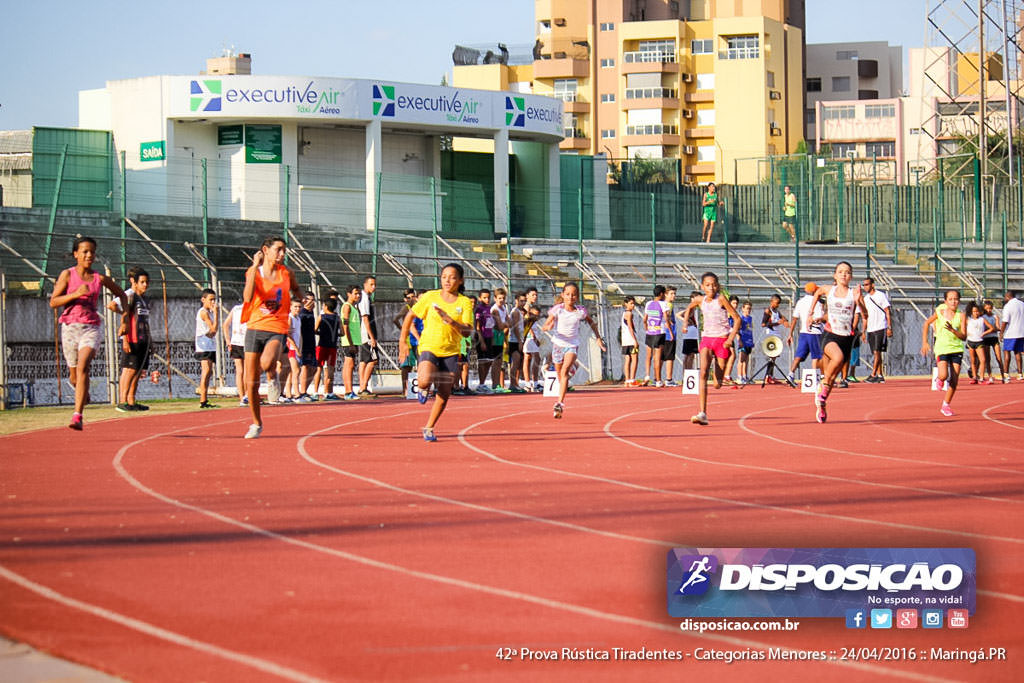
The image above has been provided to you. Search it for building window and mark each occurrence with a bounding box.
[864,103,896,118]
[697,145,716,162]
[864,141,895,158]
[625,87,677,99]
[600,93,616,103]
[766,71,775,88]
[696,73,715,90]
[721,35,760,60]
[691,39,713,55]
[538,20,551,33]
[638,39,675,55]
[600,22,615,31]
[564,114,583,138]
[807,77,822,92]
[600,58,615,68]
[831,142,857,158]
[601,129,616,139]
[909,127,924,135]
[832,76,851,92]
[805,108,816,124]
[553,79,578,102]
[822,105,855,120]
[836,50,859,60]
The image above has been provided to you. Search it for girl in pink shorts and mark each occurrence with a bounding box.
[680,272,740,425]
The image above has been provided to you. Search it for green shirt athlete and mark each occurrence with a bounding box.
[702,191,719,221]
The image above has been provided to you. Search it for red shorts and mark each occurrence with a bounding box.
[315,347,337,367]
[699,336,730,360]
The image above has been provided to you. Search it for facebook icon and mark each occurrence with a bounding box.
[845,609,867,629]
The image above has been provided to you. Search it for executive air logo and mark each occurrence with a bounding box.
[373,84,396,117]
[506,96,525,127]
[667,548,976,619]
[190,80,222,112]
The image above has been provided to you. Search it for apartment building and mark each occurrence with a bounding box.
[804,41,903,145]
[453,0,805,184]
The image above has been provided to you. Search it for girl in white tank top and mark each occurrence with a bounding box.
[679,272,740,426]
[808,262,869,424]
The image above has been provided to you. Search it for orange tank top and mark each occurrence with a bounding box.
[244,265,291,334]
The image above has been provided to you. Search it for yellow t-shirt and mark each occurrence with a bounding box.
[410,290,474,357]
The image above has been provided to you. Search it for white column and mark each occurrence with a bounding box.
[547,142,561,239]
[365,118,382,233]
[493,127,509,236]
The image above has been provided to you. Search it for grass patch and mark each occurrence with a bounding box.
[0,398,239,436]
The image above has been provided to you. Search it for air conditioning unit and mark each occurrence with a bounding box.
[682,72,694,83]
[770,128,783,136]
[554,17,566,26]
[684,145,696,154]
[769,90,782,100]
[683,109,694,119]
[684,174,695,184]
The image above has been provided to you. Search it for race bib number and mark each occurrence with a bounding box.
[543,369,559,397]
[681,369,699,395]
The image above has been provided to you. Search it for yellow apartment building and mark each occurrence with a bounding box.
[453,0,805,184]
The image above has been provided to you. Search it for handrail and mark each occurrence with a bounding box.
[869,254,927,319]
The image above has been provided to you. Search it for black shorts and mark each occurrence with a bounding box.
[477,340,496,360]
[123,341,150,371]
[660,338,677,358]
[645,333,665,349]
[194,350,216,362]
[458,354,468,363]
[359,343,379,364]
[867,329,889,353]
[244,329,285,355]
[420,351,459,375]
[229,344,245,360]
[982,337,999,347]
[341,345,359,359]
[507,342,521,355]
[821,332,855,360]
[681,338,699,355]
[299,351,318,367]
[967,340,983,349]
[938,352,964,366]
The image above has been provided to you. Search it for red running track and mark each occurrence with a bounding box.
[1,379,1022,682]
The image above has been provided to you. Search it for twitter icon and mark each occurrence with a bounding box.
[870,609,893,629]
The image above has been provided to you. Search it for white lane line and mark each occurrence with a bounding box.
[0,564,329,683]
[108,413,957,682]
[456,412,1024,545]
[296,413,676,547]
[603,405,1022,504]
[737,401,1024,475]
[981,399,1024,431]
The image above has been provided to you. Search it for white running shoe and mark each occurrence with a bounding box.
[690,412,708,425]
[244,424,262,439]
[553,402,564,419]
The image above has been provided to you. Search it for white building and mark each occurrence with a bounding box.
[79,68,564,235]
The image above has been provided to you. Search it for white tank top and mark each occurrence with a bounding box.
[700,295,732,338]
[508,306,524,343]
[229,304,247,346]
[550,303,588,348]
[825,286,859,336]
[966,316,986,343]
[195,307,217,352]
[621,310,636,344]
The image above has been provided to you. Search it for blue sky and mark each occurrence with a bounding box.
[1,0,926,131]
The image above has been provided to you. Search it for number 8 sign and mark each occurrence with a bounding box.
[681,369,699,395]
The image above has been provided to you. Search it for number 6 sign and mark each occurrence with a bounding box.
[681,369,699,395]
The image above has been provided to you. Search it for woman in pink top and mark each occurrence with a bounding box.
[680,272,740,425]
[49,236,127,430]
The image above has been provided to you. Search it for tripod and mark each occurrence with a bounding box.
[744,355,796,388]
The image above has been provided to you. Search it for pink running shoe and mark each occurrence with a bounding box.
[69,413,83,431]
[940,403,954,417]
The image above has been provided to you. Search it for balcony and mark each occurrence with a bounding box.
[623,87,679,110]
[554,93,591,113]
[560,129,591,150]
[684,91,714,104]
[622,51,680,74]
[534,57,590,79]
[622,123,680,146]
[684,127,714,139]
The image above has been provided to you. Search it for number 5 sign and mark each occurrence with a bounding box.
[800,369,821,393]
[681,369,699,395]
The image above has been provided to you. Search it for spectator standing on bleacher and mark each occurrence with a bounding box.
[782,185,797,241]
[861,277,892,383]
[357,276,378,397]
